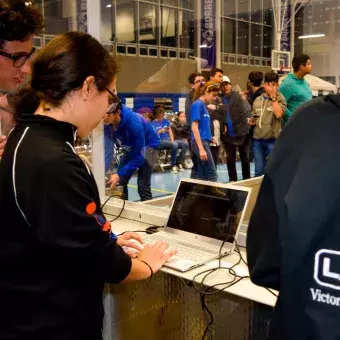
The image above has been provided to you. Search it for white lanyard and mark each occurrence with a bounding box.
[259,97,269,128]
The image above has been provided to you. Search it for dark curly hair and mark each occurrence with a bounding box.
[0,0,44,49]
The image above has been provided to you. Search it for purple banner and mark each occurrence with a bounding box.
[280,0,290,52]
[200,0,216,70]
[77,0,87,33]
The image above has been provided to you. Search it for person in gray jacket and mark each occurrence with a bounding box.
[249,71,286,177]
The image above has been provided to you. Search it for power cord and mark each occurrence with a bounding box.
[100,192,126,223]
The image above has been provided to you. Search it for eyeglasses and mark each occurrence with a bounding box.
[104,87,121,114]
[0,47,36,68]
[194,79,205,85]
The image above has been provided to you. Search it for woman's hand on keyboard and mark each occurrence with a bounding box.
[137,241,178,274]
[117,232,143,257]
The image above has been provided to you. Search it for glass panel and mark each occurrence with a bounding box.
[263,0,273,26]
[238,0,250,21]
[222,18,236,53]
[263,25,273,58]
[179,0,194,10]
[223,0,236,17]
[44,0,78,34]
[251,24,262,56]
[237,21,249,55]
[179,10,194,49]
[161,0,178,7]
[161,7,178,47]
[139,3,157,45]
[116,0,136,43]
[250,0,262,23]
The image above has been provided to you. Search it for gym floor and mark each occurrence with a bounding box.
[128,162,256,202]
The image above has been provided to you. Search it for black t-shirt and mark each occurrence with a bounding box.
[0,115,132,339]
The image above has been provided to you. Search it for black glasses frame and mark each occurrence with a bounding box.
[105,87,122,115]
[0,47,36,68]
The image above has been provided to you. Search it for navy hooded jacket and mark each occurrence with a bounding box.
[104,105,160,178]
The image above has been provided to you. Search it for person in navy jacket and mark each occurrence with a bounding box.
[104,97,160,201]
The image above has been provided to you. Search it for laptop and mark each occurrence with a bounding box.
[142,178,251,272]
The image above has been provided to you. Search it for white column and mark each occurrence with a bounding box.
[87,0,106,199]
[215,0,221,68]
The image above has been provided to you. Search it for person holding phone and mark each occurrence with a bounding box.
[249,70,286,177]
[151,106,189,173]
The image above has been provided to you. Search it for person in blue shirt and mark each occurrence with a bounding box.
[151,106,189,173]
[104,96,160,201]
[190,81,220,182]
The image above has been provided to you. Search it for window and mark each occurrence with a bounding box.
[179,10,194,49]
[251,24,262,57]
[161,0,178,6]
[222,18,236,53]
[250,0,262,23]
[179,0,194,10]
[161,7,178,47]
[263,25,273,58]
[238,0,250,21]
[116,0,136,43]
[139,3,158,45]
[237,21,249,55]
[223,0,236,17]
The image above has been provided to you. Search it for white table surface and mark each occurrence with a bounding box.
[111,218,277,308]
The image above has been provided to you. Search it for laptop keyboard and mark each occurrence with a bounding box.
[143,233,222,263]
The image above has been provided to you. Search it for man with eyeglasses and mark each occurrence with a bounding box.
[0,0,44,157]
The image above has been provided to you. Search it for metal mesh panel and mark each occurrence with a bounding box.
[103,271,271,340]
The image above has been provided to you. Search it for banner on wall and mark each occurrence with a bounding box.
[77,0,87,33]
[280,0,291,52]
[200,0,216,70]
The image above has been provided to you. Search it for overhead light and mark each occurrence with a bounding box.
[199,44,207,48]
[106,4,112,7]
[298,33,325,39]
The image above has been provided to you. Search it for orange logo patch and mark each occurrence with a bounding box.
[86,202,97,215]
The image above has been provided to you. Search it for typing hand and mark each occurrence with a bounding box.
[118,232,144,258]
[137,241,177,274]
[0,135,7,158]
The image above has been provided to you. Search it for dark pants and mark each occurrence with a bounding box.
[192,140,218,182]
[224,135,251,182]
[252,138,276,177]
[119,148,156,201]
[210,146,220,167]
[158,140,189,167]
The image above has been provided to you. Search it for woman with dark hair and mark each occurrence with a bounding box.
[0,32,176,339]
[190,81,220,182]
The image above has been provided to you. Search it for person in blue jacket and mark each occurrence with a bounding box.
[104,95,160,201]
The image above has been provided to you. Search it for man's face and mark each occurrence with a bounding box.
[192,75,205,90]
[301,59,312,75]
[0,36,34,93]
[210,72,223,84]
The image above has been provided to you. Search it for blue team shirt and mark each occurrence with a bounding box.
[151,119,171,140]
[190,99,212,142]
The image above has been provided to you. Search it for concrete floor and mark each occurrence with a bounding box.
[128,162,255,202]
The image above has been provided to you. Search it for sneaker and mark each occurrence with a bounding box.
[177,164,185,172]
[171,166,179,173]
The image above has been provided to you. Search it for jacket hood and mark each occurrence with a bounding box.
[119,105,134,128]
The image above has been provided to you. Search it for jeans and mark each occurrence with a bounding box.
[252,138,276,177]
[158,140,188,167]
[118,148,157,201]
[224,135,251,182]
[192,140,218,182]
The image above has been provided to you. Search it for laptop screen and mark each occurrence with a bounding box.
[166,181,248,244]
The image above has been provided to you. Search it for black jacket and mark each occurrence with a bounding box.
[0,115,132,339]
[247,94,340,340]
[171,119,190,140]
[219,91,252,142]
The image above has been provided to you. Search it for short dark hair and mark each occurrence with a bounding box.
[248,71,263,87]
[0,0,44,49]
[177,111,185,117]
[264,71,279,84]
[16,32,119,117]
[152,106,165,118]
[292,54,310,72]
[210,68,223,78]
[188,72,204,85]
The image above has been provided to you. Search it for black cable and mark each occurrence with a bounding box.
[117,230,148,236]
[109,198,126,223]
[101,193,123,210]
